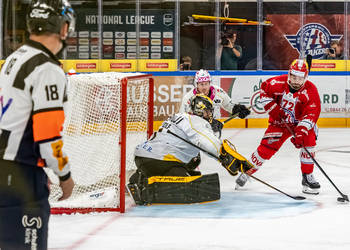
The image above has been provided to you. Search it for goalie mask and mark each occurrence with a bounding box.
[27,0,75,36]
[288,59,309,90]
[190,94,214,122]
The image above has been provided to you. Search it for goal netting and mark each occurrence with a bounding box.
[47,72,153,214]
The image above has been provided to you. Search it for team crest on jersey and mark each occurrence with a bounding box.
[285,23,342,59]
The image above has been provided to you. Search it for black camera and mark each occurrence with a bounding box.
[329,48,335,54]
[221,32,233,46]
[182,63,190,70]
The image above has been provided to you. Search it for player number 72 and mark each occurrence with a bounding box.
[281,99,294,111]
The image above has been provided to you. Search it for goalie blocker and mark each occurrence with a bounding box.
[219,139,255,176]
[127,173,220,205]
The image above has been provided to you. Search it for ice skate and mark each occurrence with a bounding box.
[235,173,249,189]
[302,173,320,195]
[126,183,145,205]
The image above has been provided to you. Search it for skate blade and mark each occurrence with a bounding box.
[302,185,320,195]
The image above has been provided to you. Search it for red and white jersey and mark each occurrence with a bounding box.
[180,85,235,119]
[260,74,321,131]
[0,40,70,177]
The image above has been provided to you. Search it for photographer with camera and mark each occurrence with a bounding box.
[220,29,242,70]
[180,55,192,71]
[323,41,344,60]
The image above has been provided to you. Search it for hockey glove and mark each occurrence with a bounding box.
[268,104,287,122]
[291,126,308,149]
[211,119,223,133]
[232,104,251,119]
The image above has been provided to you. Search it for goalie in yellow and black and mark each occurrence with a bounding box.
[127,94,254,205]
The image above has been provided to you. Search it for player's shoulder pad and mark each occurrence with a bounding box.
[267,74,288,84]
[211,84,225,92]
[188,113,212,130]
[304,80,318,91]
[36,61,66,81]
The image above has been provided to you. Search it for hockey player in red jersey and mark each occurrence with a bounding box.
[0,0,75,249]
[236,59,321,195]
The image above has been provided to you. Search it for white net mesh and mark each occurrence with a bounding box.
[47,72,152,211]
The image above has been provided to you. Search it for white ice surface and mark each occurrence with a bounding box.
[49,128,350,250]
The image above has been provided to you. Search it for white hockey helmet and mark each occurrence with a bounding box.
[194,69,211,85]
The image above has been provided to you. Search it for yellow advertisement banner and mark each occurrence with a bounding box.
[138,59,177,71]
[311,59,348,71]
[60,59,177,72]
[61,59,100,73]
[100,60,137,72]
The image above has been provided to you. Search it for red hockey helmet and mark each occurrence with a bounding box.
[288,59,309,90]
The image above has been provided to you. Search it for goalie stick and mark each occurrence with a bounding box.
[167,130,306,200]
[282,120,349,203]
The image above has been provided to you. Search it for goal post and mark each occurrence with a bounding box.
[47,72,154,214]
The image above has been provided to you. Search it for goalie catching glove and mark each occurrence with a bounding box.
[219,139,254,176]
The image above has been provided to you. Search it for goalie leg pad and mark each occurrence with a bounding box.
[143,173,220,205]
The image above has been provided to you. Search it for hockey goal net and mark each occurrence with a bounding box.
[47,72,153,214]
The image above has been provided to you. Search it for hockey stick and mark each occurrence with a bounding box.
[222,106,252,124]
[167,130,306,200]
[282,120,349,203]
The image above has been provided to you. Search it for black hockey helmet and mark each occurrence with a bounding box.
[26,0,75,35]
[190,94,214,122]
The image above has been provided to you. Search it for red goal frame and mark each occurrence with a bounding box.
[50,74,154,214]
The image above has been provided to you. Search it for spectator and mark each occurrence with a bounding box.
[220,30,242,70]
[323,41,344,60]
[180,55,192,70]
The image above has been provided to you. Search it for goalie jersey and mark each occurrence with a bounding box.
[0,40,70,177]
[135,113,221,163]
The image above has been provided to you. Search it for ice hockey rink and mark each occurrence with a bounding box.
[48,127,350,250]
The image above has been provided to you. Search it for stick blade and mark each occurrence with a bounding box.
[306,54,312,70]
[337,195,349,203]
[294,196,306,200]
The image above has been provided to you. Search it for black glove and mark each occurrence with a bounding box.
[211,119,223,133]
[232,104,251,119]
